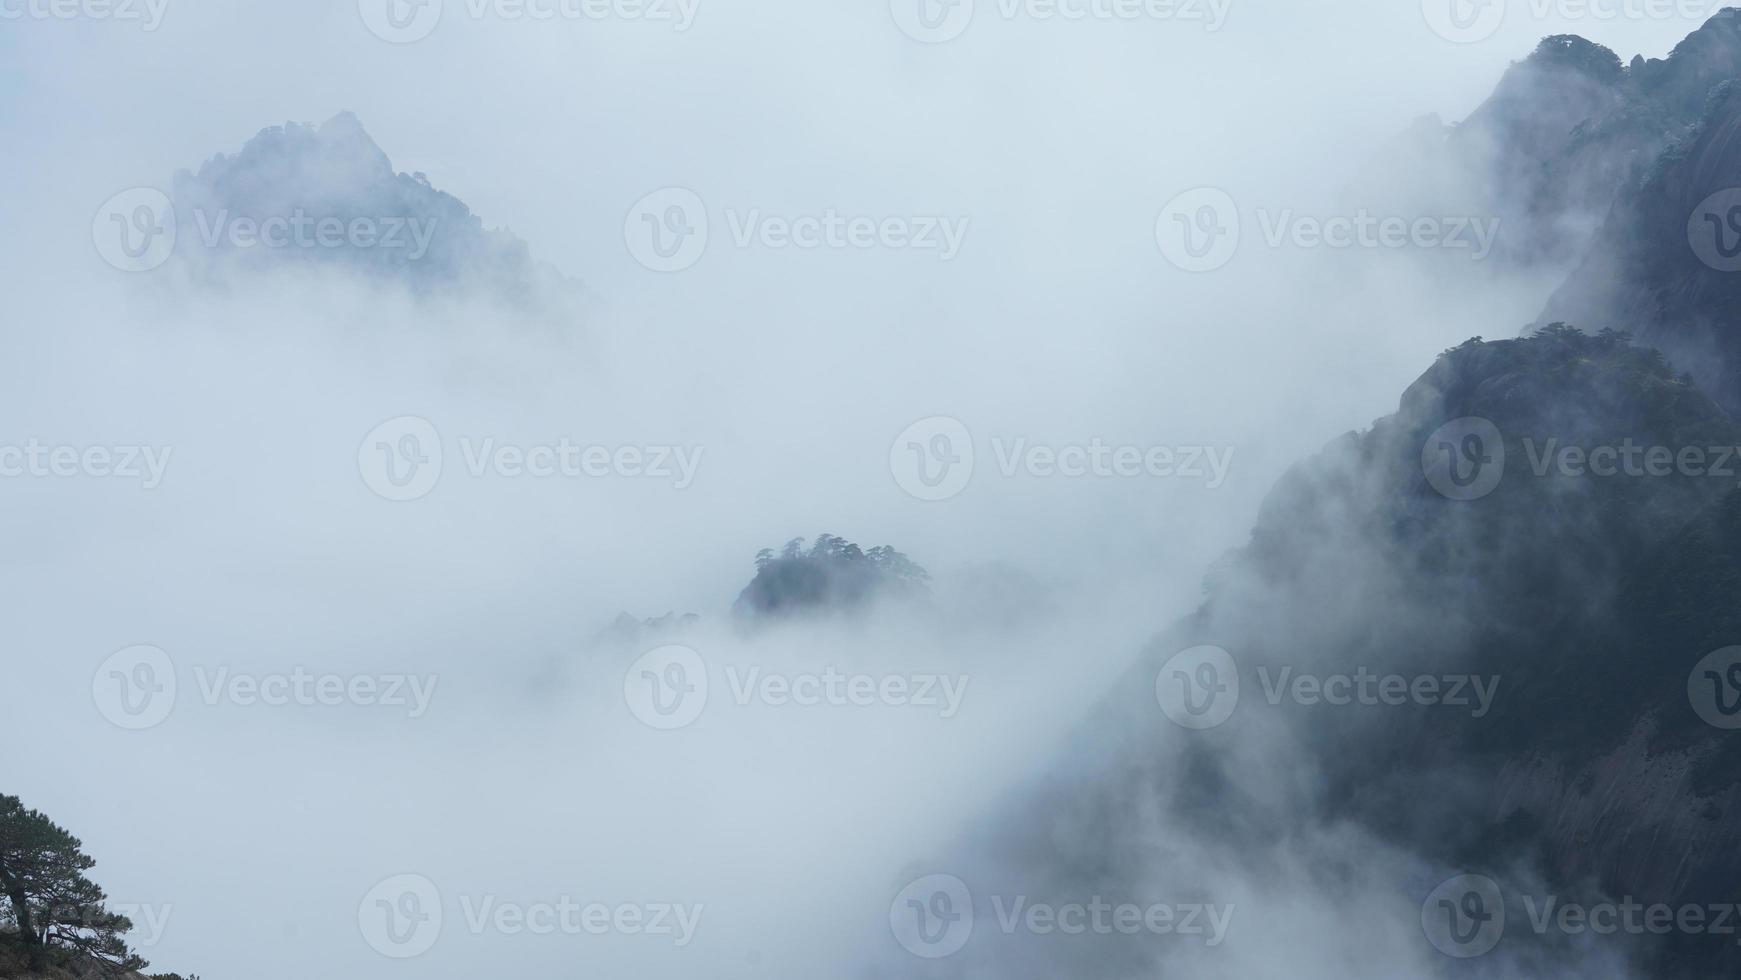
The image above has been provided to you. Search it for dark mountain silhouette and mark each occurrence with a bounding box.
[1179,327,1741,976]
[732,535,929,622]
[907,327,1741,978]
[888,19,1741,968]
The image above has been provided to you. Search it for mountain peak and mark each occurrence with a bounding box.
[1631,7,1741,115]
[163,112,570,300]
[319,108,367,134]
[1526,33,1624,81]
[187,112,395,189]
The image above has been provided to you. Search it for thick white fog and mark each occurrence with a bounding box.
[0,1,1719,978]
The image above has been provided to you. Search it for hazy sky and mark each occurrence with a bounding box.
[0,2,1722,978]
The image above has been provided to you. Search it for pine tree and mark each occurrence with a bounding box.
[0,794,145,974]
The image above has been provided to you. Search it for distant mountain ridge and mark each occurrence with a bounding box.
[1467,9,1741,412]
[1540,77,1741,408]
[1364,12,1741,272]
[167,111,570,300]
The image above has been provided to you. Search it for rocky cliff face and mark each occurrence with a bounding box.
[1541,81,1741,410]
[1436,35,1680,266]
[875,22,1741,969]
[1455,35,1636,259]
[1521,11,1741,415]
[909,329,1741,978]
[1402,14,1741,273]
[1634,8,1741,118]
